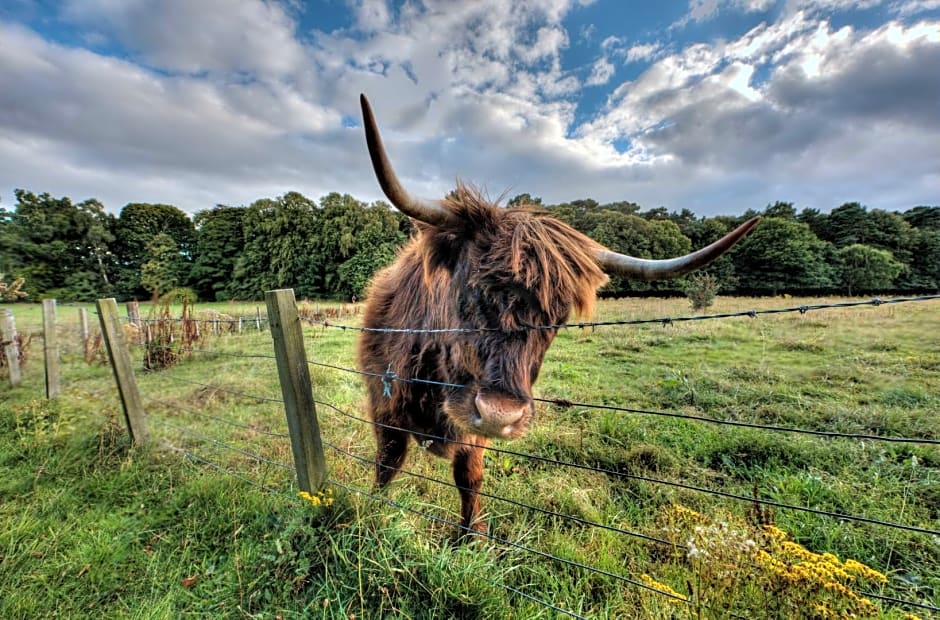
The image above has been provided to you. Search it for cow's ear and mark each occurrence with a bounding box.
[425,231,462,274]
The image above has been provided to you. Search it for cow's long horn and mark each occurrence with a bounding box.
[594,217,760,281]
[360,94,453,227]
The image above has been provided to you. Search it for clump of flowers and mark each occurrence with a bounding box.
[298,488,334,508]
[646,504,907,619]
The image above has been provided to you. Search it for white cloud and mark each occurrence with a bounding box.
[586,56,615,86]
[1,0,938,218]
[624,42,664,63]
[351,0,391,32]
[891,0,940,16]
[61,0,307,76]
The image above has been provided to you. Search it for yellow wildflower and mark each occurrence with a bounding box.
[843,559,887,583]
[640,574,687,603]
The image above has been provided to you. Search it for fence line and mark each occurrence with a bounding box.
[143,393,289,438]
[141,370,284,404]
[323,438,679,548]
[311,398,940,537]
[325,477,701,613]
[532,397,940,445]
[6,292,938,617]
[165,444,283,494]
[304,294,940,334]
[300,355,940,446]
[147,414,293,471]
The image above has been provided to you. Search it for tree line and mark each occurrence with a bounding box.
[1,187,938,303]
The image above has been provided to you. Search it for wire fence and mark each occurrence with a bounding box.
[4,293,939,616]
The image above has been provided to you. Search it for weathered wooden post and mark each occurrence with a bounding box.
[42,299,60,399]
[78,307,89,346]
[266,288,327,492]
[97,298,149,446]
[126,301,140,325]
[256,307,262,331]
[1,309,21,387]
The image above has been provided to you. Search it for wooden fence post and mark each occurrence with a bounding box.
[97,298,149,446]
[43,299,60,399]
[1,310,20,387]
[266,289,327,492]
[79,307,89,345]
[126,301,140,326]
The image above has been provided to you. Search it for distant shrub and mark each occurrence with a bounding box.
[159,287,198,305]
[684,272,719,312]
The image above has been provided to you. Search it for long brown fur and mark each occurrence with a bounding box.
[358,184,608,535]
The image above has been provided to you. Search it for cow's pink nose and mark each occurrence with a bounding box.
[472,393,531,438]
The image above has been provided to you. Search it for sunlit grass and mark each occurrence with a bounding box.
[1,295,938,617]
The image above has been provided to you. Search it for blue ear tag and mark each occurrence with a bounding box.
[382,363,397,398]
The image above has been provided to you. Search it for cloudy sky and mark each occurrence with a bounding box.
[1,0,938,217]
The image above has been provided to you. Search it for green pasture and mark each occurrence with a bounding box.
[0,296,938,618]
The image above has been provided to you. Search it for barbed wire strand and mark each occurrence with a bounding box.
[324,478,700,611]
[321,438,679,549]
[132,342,277,361]
[148,413,292,471]
[164,425,935,617]
[306,295,940,335]
[313,399,940,537]
[533,397,940,445]
[302,358,940,445]
[160,438,592,619]
[140,369,284,404]
[144,394,289,439]
[861,590,940,614]
[164,443,282,494]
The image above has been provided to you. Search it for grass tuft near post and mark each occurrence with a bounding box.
[266,288,327,492]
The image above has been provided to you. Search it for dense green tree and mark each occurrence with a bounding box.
[601,200,642,216]
[231,192,321,299]
[681,217,742,290]
[819,202,874,247]
[190,206,247,300]
[584,210,692,294]
[547,198,599,231]
[732,218,837,294]
[112,203,195,299]
[797,207,828,239]
[763,201,797,220]
[640,206,671,221]
[903,206,940,230]
[507,193,542,207]
[0,190,114,300]
[314,194,406,298]
[140,233,186,298]
[904,228,940,289]
[836,244,904,295]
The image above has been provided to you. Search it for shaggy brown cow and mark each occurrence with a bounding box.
[357,94,758,534]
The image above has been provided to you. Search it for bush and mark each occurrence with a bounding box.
[684,272,720,312]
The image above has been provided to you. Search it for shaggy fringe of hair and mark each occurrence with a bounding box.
[438,183,609,319]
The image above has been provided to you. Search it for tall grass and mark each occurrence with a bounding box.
[0,296,937,618]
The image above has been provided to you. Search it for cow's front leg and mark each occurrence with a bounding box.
[374,425,410,488]
[453,437,488,536]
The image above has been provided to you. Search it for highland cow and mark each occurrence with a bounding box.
[357,94,758,534]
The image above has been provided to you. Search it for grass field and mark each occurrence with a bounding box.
[1,295,938,618]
